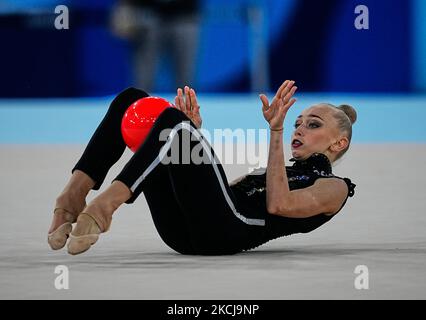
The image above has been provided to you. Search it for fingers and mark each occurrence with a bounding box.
[287,98,297,108]
[275,80,290,100]
[259,94,269,111]
[279,80,295,100]
[277,81,297,108]
[184,86,191,112]
[276,81,298,117]
[190,88,199,113]
[278,94,297,118]
[174,96,179,109]
[283,86,298,105]
[175,86,202,128]
[270,80,295,107]
[174,90,181,111]
[176,88,185,112]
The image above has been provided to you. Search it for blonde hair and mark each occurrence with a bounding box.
[321,103,357,161]
[334,104,357,160]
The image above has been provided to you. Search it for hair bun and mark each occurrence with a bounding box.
[337,104,357,124]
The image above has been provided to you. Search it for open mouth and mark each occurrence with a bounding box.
[292,139,303,149]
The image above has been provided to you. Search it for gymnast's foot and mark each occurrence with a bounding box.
[48,170,95,250]
[67,181,131,255]
[67,211,102,255]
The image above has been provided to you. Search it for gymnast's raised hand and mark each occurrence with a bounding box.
[260,80,298,131]
[174,86,202,129]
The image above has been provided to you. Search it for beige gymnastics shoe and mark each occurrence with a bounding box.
[67,213,103,255]
[47,208,77,250]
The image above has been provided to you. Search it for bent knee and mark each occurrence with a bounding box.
[155,106,190,125]
[118,87,150,100]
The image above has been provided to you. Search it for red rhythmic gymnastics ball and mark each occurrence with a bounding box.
[121,96,173,152]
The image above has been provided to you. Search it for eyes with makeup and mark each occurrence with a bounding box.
[294,119,322,129]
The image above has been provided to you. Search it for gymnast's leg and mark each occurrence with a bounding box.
[68,108,264,255]
[67,108,193,254]
[48,87,149,250]
[143,164,195,255]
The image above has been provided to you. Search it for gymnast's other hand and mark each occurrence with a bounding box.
[260,80,298,131]
[175,86,203,129]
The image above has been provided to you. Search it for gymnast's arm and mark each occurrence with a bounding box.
[263,81,347,218]
[267,174,348,218]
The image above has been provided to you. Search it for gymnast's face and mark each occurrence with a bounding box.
[290,104,343,162]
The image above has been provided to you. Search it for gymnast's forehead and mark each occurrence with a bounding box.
[297,104,335,120]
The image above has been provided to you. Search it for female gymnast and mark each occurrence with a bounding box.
[47,80,356,255]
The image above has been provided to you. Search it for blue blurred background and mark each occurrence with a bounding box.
[0,0,425,97]
[1,0,425,144]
